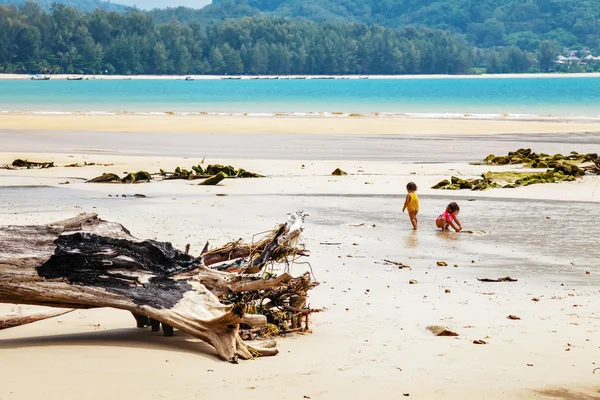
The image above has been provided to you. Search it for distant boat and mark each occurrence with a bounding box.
[292,76,306,80]
[269,77,279,80]
[222,76,241,80]
[67,76,83,81]
[185,76,194,81]
[250,76,260,80]
[359,76,369,79]
[31,74,50,81]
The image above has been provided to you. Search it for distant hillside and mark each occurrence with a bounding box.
[151,0,600,52]
[0,0,128,12]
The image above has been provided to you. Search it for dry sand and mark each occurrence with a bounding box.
[0,121,599,400]
[2,113,600,135]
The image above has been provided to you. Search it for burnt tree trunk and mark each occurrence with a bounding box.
[0,212,312,362]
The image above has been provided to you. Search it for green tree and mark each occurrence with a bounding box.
[538,40,559,72]
[208,46,226,73]
[153,41,168,74]
[220,43,243,74]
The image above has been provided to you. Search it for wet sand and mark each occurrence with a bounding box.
[0,128,599,399]
[2,129,600,161]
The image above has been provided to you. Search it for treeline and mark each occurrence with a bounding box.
[0,2,589,75]
[4,0,600,60]
[0,2,477,75]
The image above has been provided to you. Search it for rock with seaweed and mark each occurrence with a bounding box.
[432,165,584,191]
[483,149,599,169]
[431,176,495,191]
[236,169,263,178]
[10,159,54,169]
[87,173,122,183]
[121,170,152,183]
[431,179,451,189]
[87,171,152,183]
[0,211,317,362]
[163,163,264,180]
[203,164,237,176]
[432,149,597,191]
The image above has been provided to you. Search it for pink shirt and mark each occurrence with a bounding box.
[439,211,454,223]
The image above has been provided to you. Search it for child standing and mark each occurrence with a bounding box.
[402,182,419,230]
[436,202,462,232]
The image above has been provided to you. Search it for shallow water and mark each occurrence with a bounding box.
[303,194,600,283]
[3,78,600,117]
[1,185,598,285]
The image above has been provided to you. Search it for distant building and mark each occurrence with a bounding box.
[556,50,600,65]
[555,54,583,65]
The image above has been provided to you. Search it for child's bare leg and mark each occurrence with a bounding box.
[409,211,418,230]
[436,217,446,230]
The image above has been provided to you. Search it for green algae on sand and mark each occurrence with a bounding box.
[432,149,590,191]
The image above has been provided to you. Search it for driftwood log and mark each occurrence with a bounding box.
[0,212,315,362]
[0,308,74,330]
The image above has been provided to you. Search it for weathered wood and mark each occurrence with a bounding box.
[150,318,161,332]
[477,277,518,282]
[0,308,74,330]
[11,159,54,169]
[162,323,174,337]
[198,172,227,186]
[0,212,314,362]
[132,312,150,328]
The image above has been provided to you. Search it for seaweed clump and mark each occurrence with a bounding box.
[87,171,152,183]
[163,163,263,180]
[432,163,585,191]
[483,149,598,168]
[432,148,595,191]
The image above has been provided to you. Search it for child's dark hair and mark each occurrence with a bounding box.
[406,182,417,191]
[446,202,460,213]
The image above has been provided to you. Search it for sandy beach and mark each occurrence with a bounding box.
[3,114,600,135]
[0,118,599,400]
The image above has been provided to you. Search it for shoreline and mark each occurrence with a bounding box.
[3,114,600,135]
[3,110,600,123]
[3,72,600,80]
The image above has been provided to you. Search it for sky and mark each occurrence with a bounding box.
[114,0,212,10]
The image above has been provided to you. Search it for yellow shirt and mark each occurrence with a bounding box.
[407,193,419,212]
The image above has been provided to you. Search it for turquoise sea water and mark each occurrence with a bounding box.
[2,77,600,117]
